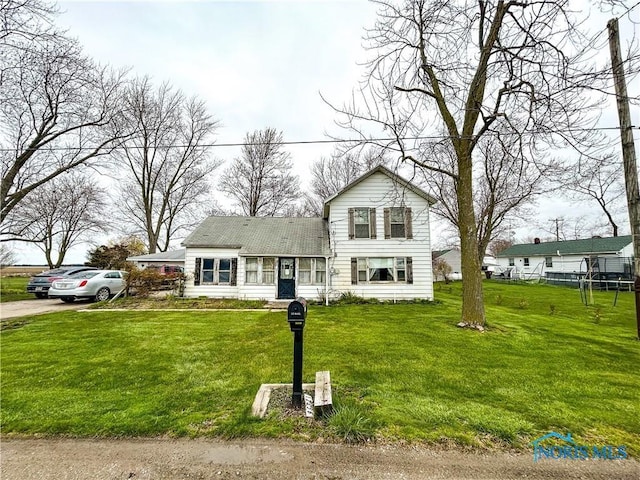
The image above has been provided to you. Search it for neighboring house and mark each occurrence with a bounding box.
[496,235,634,281]
[182,166,437,302]
[432,249,462,281]
[127,249,186,269]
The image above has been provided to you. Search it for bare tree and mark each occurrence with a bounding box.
[114,78,220,253]
[6,173,108,268]
[419,133,555,262]
[300,146,390,216]
[488,238,513,257]
[0,11,128,230]
[219,128,300,216]
[0,244,17,266]
[563,155,626,237]
[1,0,57,45]
[331,0,624,326]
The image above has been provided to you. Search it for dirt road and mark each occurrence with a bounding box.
[0,298,89,320]
[1,438,637,480]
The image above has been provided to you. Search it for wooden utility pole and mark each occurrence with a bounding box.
[608,18,640,339]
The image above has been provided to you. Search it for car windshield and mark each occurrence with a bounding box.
[69,271,100,279]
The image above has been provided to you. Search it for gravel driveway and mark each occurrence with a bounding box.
[0,298,90,320]
[1,438,638,480]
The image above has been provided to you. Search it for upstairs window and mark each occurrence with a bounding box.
[384,207,413,239]
[348,208,377,239]
[389,207,405,237]
[545,257,553,268]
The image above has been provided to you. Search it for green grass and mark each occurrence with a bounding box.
[1,281,638,454]
[0,276,31,302]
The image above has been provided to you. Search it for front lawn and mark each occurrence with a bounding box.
[0,276,31,302]
[1,282,638,454]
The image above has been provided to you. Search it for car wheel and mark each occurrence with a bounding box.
[94,287,110,302]
[35,292,47,299]
[61,297,75,303]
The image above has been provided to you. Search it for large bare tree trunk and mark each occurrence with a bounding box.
[457,148,485,325]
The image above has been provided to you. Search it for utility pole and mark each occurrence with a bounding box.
[549,218,561,241]
[608,18,640,339]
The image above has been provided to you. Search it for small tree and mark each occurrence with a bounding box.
[433,257,453,284]
[488,238,514,257]
[219,128,300,216]
[87,237,146,270]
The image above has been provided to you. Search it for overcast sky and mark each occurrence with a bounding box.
[10,0,639,264]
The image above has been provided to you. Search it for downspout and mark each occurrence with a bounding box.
[325,255,330,306]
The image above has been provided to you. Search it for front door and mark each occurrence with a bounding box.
[277,258,295,299]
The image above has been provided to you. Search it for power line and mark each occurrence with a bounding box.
[0,126,637,153]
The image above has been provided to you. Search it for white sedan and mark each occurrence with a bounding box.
[48,270,128,303]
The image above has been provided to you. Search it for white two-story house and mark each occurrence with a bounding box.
[181,166,437,302]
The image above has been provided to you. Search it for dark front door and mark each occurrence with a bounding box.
[278,258,295,299]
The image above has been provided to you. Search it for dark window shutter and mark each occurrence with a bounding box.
[384,208,391,239]
[369,208,377,239]
[405,207,413,239]
[351,257,358,285]
[406,257,413,284]
[348,208,355,240]
[194,257,201,286]
[230,258,237,286]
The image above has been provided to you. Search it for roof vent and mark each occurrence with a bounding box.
[534,237,540,244]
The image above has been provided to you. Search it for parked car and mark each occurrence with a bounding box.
[48,270,128,303]
[145,264,184,275]
[26,266,97,298]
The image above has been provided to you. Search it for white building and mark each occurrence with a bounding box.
[496,236,634,281]
[181,166,437,302]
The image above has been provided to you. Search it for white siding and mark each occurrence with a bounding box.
[184,247,240,298]
[497,254,617,279]
[184,252,328,300]
[621,242,634,257]
[327,171,433,300]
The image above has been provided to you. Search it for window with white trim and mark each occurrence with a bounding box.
[384,207,413,239]
[298,258,326,285]
[351,257,412,284]
[354,208,370,238]
[389,207,405,238]
[195,258,237,285]
[244,257,276,284]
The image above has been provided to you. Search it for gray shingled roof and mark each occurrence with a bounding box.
[497,235,632,257]
[182,216,331,256]
[127,249,186,262]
